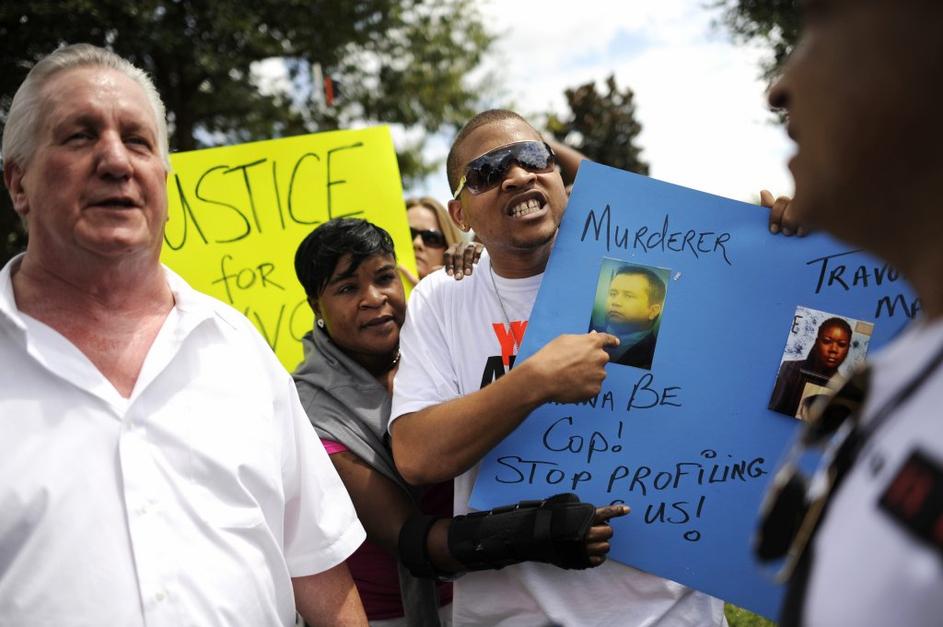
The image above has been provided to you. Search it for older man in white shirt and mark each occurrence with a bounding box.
[0,44,366,626]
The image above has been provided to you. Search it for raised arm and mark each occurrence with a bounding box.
[544,136,588,187]
[391,331,617,485]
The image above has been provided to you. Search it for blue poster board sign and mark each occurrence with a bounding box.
[469,162,918,618]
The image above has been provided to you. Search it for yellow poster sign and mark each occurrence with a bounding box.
[161,126,410,370]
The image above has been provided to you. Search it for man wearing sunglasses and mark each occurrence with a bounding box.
[390,110,725,625]
[756,1,943,626]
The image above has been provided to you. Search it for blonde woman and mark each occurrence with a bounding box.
[401,197,481,286]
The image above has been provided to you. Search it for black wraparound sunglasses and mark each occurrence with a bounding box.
[452,140,556,198]
[410,227,447,249]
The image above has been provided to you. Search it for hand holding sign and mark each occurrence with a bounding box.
[520,332,619,404]
[761,189,805,237]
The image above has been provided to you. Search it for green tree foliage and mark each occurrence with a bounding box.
[714,0,800,81]
[0,0,495,265]
[546,74,649,178]
[725,603,778,627]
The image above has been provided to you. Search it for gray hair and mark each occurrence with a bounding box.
[2,43,170,170]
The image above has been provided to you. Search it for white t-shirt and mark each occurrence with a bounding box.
[803,318,943,627]
[0,256,365,627]
[392,252,725,627]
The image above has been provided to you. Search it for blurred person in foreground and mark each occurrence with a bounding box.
[292,217,626,626]
[0,44,366,626]
[755,2,943,625]
[389,109,729,626]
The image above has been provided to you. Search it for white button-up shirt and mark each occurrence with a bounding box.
[0,256,365,627]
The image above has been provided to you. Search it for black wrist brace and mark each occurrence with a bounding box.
[448,492,595,571]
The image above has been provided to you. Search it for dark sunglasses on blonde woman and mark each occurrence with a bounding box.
[410,228,447,249]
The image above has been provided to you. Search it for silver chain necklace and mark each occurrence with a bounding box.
[489,262,513,329]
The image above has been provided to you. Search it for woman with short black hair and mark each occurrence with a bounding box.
[292,218,623,626]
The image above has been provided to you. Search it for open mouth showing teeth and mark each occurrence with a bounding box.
[509,197,543,218]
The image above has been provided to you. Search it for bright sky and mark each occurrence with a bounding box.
[404,0,794,205]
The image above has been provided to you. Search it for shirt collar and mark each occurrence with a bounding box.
[0,254,27,336]
[162,264,216,321]
[0,254,223,336]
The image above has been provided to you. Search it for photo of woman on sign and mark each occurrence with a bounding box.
[769,307,872,419]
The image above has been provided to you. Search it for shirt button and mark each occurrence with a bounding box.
[156,591,166,602]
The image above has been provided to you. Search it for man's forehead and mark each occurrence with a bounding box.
[40,67,153,126]
[458,119,541,166]
[612,273,645,287]
[43,67,117,101]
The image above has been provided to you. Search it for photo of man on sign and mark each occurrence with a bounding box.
[588,258,670,370]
